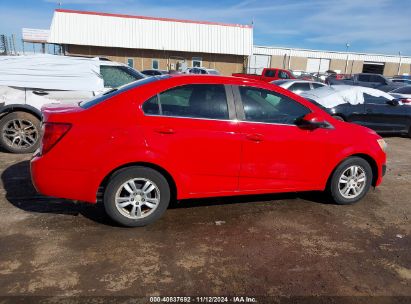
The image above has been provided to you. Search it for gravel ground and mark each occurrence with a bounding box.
[0,137,410,301]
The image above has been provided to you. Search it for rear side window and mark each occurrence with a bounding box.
[278,71,290,79]
[239,86,310,124]
[391,86,411,94]
[289,82,311,92]
[142,84,229,120]
[312,83,325,89]
[358,74,371,82]
[100,66,140,88]
[363,93,390,104]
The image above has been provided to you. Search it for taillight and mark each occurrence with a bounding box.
[401,98,411,104]
[41,122,71,155]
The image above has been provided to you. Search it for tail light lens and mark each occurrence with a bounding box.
[401,98,411,104]
[41,122,71,155]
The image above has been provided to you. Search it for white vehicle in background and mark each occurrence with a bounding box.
[271,79,327,95]
[184,67,220,75]
[0,54,145,154]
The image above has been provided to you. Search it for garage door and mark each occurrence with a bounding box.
[362,62,385,74]
[248,55,271,74]
[306,58,330,73]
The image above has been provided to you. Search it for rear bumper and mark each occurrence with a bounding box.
[31,153,98,203]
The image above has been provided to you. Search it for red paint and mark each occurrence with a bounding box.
[55,9,253,29]
[232,68,295,82]
[31,75,386,204]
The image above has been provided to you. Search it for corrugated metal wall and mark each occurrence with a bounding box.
[254,46,411,64]
[48,10,253,56]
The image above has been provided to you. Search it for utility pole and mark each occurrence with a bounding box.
[344,43,350,74]
[397,51,402,75]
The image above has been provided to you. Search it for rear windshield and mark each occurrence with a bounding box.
[80,76,169,109]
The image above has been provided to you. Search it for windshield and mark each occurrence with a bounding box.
[80,76,169,109]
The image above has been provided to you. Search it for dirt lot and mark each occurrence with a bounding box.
[0,137,410,300]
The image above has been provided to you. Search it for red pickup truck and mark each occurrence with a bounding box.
[232,68,295,82]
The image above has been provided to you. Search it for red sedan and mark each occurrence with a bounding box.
[31,75,387,227]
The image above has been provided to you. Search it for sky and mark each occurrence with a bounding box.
[1,0,410,55]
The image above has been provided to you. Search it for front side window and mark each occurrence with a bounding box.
[264,70,276,77]
[142,84,229,120]
[370,75,386,84]
[239,86,310,124]
[100,66,141,88]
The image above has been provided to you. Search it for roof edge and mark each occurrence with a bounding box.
[55,9,253,29]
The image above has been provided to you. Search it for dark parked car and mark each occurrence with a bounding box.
[328,73,404,92]
[302,85,411,136]
[142,70,169,76]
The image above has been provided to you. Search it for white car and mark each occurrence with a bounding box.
[389,86,411,105]
[271,79,327,95]
[0,54,145,153]
[184,67,220,75]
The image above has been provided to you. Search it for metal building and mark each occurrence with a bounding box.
[48,9,253,75]
[251,46,411,76]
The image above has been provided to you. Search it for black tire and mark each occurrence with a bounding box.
[332,115,345,121]
[103,167,170,227]
[328,157,373,205]
[0,112,41,154]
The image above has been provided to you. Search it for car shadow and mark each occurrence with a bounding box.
[1,160,333,226]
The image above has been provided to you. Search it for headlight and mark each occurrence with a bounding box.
[377,139,387,152]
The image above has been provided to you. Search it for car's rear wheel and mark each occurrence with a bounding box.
[103,167,170,227]
[0,112,41,154]
[328,157,372,205]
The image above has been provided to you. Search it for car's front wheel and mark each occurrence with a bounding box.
[0,112,41,154]
[103,167,171,227]
[329,157,373,205]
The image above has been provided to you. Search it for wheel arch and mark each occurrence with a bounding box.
[327,153,379,188]
[97,162,178,203]
[0,105,42,121]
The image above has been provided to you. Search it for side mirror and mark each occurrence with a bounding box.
[387,99,400,106]
[296,113,332,130]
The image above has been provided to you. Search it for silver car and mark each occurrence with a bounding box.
[271,79,327,95]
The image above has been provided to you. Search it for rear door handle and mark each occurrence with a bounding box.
[154,127,175,134]
[33,90,49,96]
[246,133,263,142]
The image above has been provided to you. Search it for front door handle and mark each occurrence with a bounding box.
[155,127,175,134]
[246,133,263,142]
[33,90,49,96]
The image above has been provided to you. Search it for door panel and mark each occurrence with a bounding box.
[239,122,330,191]
[140,84,241,196]
[235,85,329,191]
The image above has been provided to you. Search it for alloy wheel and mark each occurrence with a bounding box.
[338,165,367,199]
[2,119,39,149]
[114,178,160,219]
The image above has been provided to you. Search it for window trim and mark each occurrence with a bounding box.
[231,85,312,126]
[141,84,236,121]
